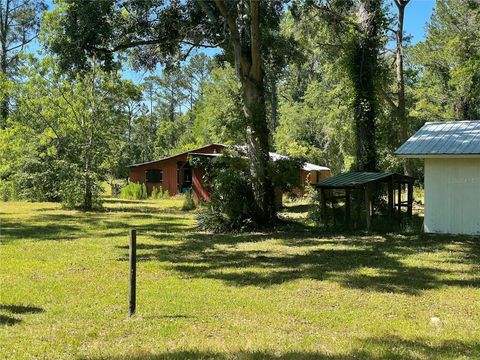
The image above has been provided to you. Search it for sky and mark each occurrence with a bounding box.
[401,0,436,44]
[39,0,436,84]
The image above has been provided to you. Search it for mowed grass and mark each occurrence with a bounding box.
[1,198,480,360]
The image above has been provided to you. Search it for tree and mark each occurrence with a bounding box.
[347,0,386,171]
[391,0,416,176]
[12,56,140,209]
[48,0,292,224]
[411,0,480,121]
[0,0,46,126]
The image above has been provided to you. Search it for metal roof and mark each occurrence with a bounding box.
[316,172,395,188]
[129,144,226,167]
[395,121,480,156]
[189,151,330,172]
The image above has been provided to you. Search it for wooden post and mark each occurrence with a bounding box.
[129,229,137,317]
[321,188,327,226]
[397,182,402,217]
[388,179,394,219]
[345,188,351,228]
[365,185,371,230]
[407,182,413,217]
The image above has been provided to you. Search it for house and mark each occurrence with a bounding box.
[396,120,480,235]
[128,144,331,202]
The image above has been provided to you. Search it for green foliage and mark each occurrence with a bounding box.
[181,190,196,211]
[151,186,169,200]
[270,158,303,193]
[60,172,103,210]
[0,180,17,202]
[410,0,480,121]
[120,182,148,200]
[196,153,301,232]
[0,56,143,210]
[185,64,245,147]
[275,11,356,174]
[196,155,260,233]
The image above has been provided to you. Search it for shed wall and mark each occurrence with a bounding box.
[424,158,480,235]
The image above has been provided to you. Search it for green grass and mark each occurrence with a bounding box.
[1,198,480,359]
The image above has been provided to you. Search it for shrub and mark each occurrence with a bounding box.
[120,182,147,200]
[194,153,304,233]
[181,190,196,211]
[151,186,169,200]
[0,180,17,201]
[59,173,103,210]
[194,155,261,232]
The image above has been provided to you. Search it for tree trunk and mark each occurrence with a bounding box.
[213,0,276,224]
[352,0,380,172]
[84,157,92,211]
[394,0,414,176]
[242,77,276,223]
[270,79,278,132]
[0,0,9,127]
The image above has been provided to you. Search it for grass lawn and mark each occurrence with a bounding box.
[1,198,480,359]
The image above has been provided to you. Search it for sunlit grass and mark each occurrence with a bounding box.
[1,198,479,359]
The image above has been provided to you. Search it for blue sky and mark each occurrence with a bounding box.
[401,0,435,44]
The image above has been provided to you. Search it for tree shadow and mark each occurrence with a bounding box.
[0,304,44,314]
[0,315,22,326]
[0,304,44,327]
[78,336,480,359]
[0,219,80,243]
[115,228,480,294]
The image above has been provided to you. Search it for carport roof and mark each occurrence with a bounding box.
[316,172,414,189]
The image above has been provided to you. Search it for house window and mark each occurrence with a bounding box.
[146,169,162,183]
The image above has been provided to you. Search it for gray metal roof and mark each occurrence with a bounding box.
[395,121,480,156]
[190,151,330,172]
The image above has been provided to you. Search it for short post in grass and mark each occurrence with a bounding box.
[128,229,137,317]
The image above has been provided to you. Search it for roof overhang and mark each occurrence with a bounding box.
[397,154,480,159]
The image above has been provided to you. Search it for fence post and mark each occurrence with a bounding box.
[129,229,137,317]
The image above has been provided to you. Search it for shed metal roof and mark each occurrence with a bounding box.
[316,172,395,188]
[395,120,480,157]
[190,151,330,172]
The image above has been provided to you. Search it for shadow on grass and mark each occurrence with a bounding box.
[0,219,80,242]
[0,209,190,243]
[79,336,480,359]
[0,315,22,326]
[0,304,44,326]
[116,225,480,294]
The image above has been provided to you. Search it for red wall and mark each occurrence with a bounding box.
[129,144,331,201]
[128,144,224,196]
[192,166,210,202]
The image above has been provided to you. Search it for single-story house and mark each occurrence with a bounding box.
[396,120,480,235]
[129,144,331,202]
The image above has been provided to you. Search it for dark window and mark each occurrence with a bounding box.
[146,169,162,183]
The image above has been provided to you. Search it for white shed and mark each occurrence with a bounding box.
[396,120,480,235]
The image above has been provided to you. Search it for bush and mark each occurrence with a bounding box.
[151,186,169,200]
[59,172,103,210]
[120,182,147,200]
[193,153,304,233]
[194,155,261,232]
[181,190,196,211]
[0,180,17,201]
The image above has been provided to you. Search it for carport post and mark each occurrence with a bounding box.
[365,185,371,230]
[407,182,413,217]
[129,229,137,317]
